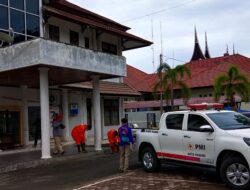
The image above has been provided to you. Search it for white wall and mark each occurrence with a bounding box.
[125,111,161,129]
[46,17,92,48]
[190,87,214,98]
[46,17,122,55]
[68,91,84,137]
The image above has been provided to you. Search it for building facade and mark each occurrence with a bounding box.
[0,0,151,158]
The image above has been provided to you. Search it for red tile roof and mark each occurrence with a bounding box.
[184,54,250,88]
[125,54,250,92]
[63,81,141,96]
[124,65,152,92]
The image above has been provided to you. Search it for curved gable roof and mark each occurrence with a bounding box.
[125,54,250,92]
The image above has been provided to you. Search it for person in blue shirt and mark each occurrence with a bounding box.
[118,118,134,172]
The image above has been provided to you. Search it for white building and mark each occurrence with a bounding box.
[0,0,151,158]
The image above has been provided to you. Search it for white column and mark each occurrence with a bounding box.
[119,97,124,119]
[82,95,89,144]
[82,95,87,124]
[39,0,44,37]
[39,68,51,159]
[21,85,29,146]
[92,76,102,151]
[62,89,70,141]
[100,97,104,138]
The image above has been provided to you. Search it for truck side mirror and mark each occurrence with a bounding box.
[132,123,139,129]
[200,125,214,132]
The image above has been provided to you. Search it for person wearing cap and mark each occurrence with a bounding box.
[51,113,64,155]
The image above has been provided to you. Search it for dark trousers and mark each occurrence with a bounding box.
[77,143,86,152]
[34,133,40,147]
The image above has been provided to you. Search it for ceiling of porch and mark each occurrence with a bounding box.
[0,64,118,88]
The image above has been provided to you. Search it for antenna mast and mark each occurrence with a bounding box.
[159,21,163,114]
[151,19,155,72]
[160,21,163,55]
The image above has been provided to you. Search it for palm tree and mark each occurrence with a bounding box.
[154,63,191,111]
[213,66,250,110]
[164,65,191,110]
[153,63,171,113]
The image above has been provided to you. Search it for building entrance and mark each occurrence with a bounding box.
[0,107,21,150]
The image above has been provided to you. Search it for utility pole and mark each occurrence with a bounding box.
[151,19,155,72]
[160,54,163,114]
[159,22,164,114]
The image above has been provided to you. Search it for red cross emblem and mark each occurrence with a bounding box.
[188,143,193,150]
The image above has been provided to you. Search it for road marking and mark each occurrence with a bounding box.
[72,172,136,190]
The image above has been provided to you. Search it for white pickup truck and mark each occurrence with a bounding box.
[136,109,250,189]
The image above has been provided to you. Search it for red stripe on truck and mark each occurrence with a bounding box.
[157,152,200,162]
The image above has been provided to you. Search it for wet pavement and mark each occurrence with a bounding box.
[74,168,229,190]
[0,145,230,190]
[0,143,109,174]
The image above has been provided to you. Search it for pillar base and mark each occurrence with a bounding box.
[41,156,52,159]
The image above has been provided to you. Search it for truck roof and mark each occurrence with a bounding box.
[163,110,233,115]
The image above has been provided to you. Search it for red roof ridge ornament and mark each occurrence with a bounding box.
[188,103,224,111]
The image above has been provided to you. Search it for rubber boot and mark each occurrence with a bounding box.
[77,145,81,153]
[81,143,87,152]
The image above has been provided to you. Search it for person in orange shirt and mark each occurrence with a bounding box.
[107,129,120,153]
[71,124,91,153]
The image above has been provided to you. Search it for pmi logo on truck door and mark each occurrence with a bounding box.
[187,143,206,150]
[195,144,206,150]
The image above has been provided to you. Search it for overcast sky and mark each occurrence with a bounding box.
[69,0,250,73]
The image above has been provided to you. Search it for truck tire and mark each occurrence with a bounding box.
[141,147,160,172]
[220,156,250,190]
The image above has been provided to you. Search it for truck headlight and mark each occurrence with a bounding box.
[243,137,250,146]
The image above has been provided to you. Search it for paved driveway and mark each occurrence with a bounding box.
[74,167,229,190]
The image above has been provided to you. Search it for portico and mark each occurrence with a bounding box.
[0,38,126,158]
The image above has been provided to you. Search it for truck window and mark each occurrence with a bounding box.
[188,114,210,132]
[207,112,250,130]
[166,114,184,130]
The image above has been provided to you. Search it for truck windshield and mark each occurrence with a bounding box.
[207,112,250,130]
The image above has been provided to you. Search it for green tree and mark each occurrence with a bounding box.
[154,63,191,111]
[153,63,171,113]
[213,66,250,110]
[165,65,191,110]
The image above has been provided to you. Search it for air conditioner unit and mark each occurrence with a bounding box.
[49,93,60,106]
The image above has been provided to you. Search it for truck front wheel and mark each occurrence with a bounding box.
[141,147,160,172]
[220,157,250,190]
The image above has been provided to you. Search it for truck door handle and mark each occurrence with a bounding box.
[162,133,168,136]
[206,138,213,141]
[184,135,191,138]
